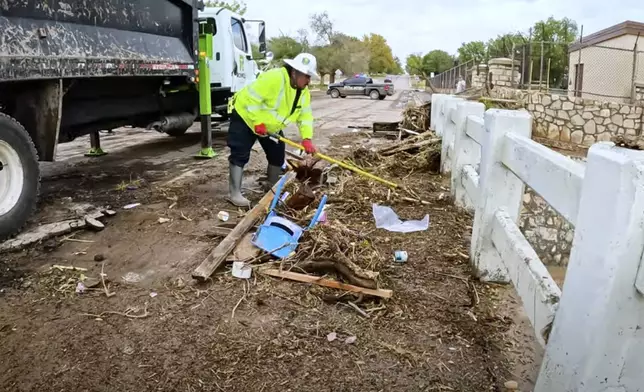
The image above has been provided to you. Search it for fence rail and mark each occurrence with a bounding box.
[432,93,644,391]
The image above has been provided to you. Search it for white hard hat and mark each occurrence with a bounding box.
[284,53,319,79]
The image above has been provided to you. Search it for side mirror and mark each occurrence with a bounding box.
[265,51,274,62]
[258,21,267,54]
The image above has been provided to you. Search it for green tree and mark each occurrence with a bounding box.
[308,13,370,82]
[457,41,486,64]
[530,17,578,88]
[486,33,526,58]
[267,35,305,61]
[203,0,247,15]
[392,56,403,74]
[363,33,397,74]
[421,50,454,76]
[405,53,423,75]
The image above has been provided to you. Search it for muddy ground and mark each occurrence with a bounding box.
[0,87,542,391]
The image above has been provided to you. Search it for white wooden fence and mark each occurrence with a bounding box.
[432,93,644,391]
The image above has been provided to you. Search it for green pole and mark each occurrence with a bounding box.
[195,20,216,159]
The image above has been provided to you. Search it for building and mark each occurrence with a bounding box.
[568,21,644,103]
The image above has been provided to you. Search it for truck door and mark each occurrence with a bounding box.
[230,17,252,92]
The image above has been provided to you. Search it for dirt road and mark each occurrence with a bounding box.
[0,84,541,391]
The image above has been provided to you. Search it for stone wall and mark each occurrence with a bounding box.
[520,187,576,266]
[489,88,644,148]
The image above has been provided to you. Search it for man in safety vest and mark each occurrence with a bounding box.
[226,53,318,207]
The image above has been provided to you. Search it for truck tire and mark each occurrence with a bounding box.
[330,89,340,98]
[0,113,40,241]
[369,90,380,100]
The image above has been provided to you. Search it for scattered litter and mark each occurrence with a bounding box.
[103,209,117,217]
[345,335,357,344]
[342,145,351,149]
[217,211,230,222]
[122,272,142,283]
[158,217,171,224]
[393,250,408,263]
[504,380,519,390]
[84,216,105,231]
[123,203,141,209]
[327,332,337,342]
[372,204,429,233]
[75,282,86,294]
[52,265,88,272]
[149,292,158,298]
[232,261,252,279]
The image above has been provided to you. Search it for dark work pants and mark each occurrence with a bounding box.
[227,111,285,167]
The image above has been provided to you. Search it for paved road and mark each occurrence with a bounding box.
[45,76,413,177]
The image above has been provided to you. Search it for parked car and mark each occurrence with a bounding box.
[327,77,394,100]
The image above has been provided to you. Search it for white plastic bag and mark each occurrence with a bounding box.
[372,204,429,233]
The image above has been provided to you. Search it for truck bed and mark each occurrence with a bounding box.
[0,0,199,81]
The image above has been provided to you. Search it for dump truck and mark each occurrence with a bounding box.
[0,0,268,240]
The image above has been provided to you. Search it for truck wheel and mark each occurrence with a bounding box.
[0,113,40,241]
[330,89,340,98]
[369,90,380,100]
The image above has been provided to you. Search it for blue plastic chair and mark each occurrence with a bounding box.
[252,175,327,259]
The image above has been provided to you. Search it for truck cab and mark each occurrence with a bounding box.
[198,7,267,118]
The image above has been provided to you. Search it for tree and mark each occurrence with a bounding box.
[421,50,454,76]
[457,41,486,64]
[203,0,247,15]
[486,33,526,59]
[405,53,423,75]
[309,11,334,44]
[307,13,370,82]
[530,17,578,88]
[363,33,397,74]
[268,35,305,61]
[393,56,403,74]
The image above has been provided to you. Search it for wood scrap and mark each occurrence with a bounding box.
[259,269,393,299]
[192,171,296,282]
[380,138,441,157]
[226,232,261,262]
[0,210,108,253]
[298,260,377,289]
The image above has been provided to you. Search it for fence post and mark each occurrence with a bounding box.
[440,97,464,174]
[430,93,445,132]
[451,101,485,210]
[470,109,532,282]
[536,142,644,391]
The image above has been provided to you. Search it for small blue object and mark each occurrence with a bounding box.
[394,251,408,263]
[252,175,327,259]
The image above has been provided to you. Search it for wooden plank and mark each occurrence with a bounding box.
[191,171,296,281]
[226,232,261,262]
[259,268,393,299]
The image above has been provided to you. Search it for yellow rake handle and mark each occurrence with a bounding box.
[272,135,399,189]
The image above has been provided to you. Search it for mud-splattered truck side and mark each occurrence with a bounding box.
[0,0,202,240]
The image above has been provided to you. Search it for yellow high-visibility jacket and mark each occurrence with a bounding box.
[229,67,314,139]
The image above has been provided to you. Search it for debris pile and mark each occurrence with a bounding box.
[400,102,431,131]
[240,129,445,299]
[194,107,446,300]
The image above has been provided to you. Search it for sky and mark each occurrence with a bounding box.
[241,0,643,62]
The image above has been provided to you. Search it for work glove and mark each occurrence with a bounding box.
[301,139,316,154]
[254,123,267,136]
